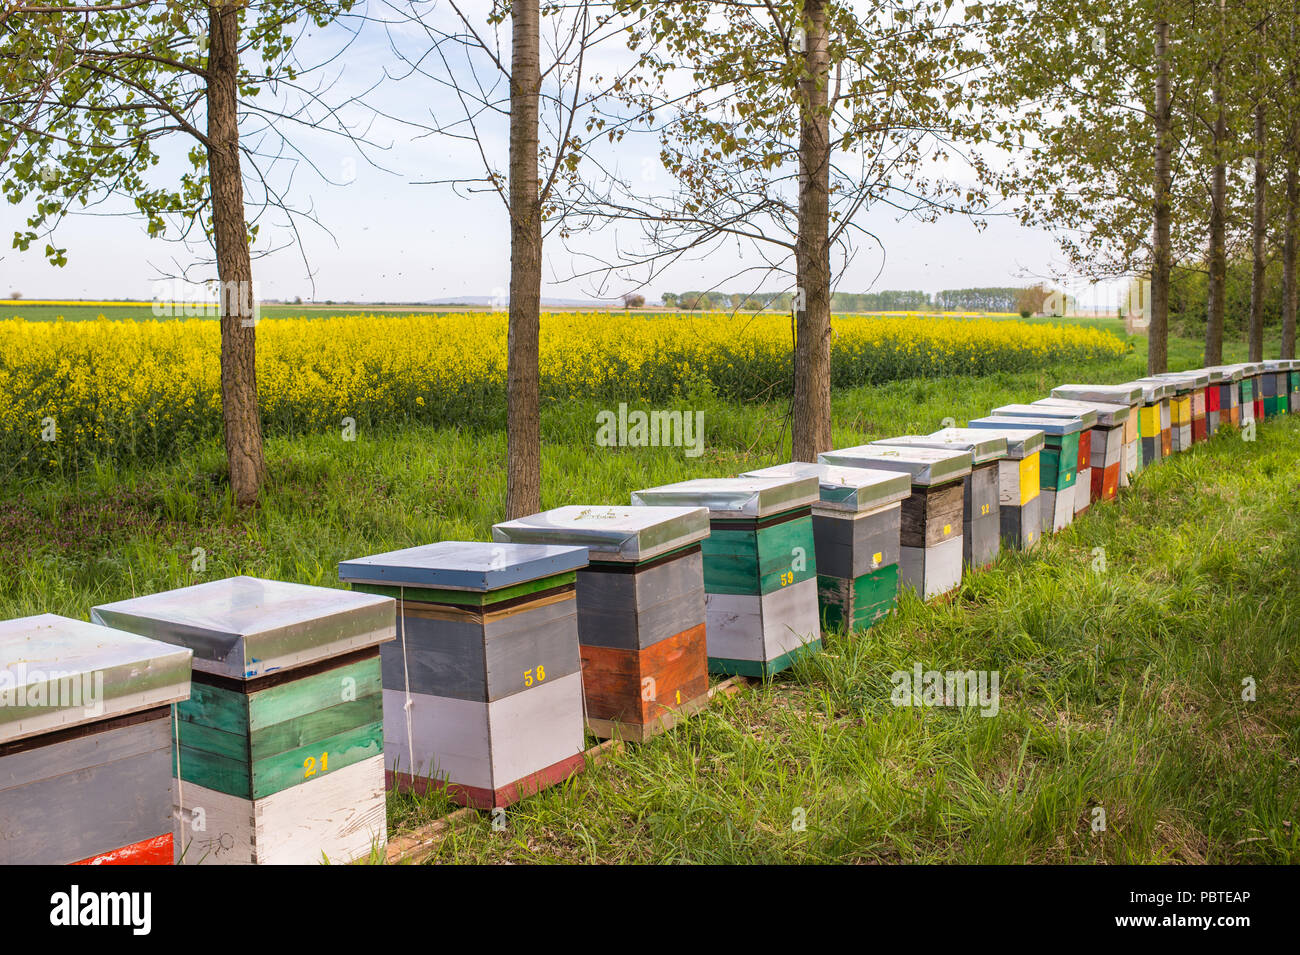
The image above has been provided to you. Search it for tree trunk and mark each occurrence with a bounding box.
[207,1,265,507]
[1283,16,1298,359]
[1284,156,1299,360]
[1149,15,1171,375]
[506,0,542,518]
[792,0,832,461]
[1248,91,1267,362]
[1205,0,1226,365]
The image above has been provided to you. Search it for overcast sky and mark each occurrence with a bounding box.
[0,3,1128,311]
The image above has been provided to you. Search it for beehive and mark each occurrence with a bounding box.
[0,615,191,865]
[931,426,1044,551]
[1223,362,1264,425]
[631,476,821,677]
[1260,360,1291,417]
[1153,371,1208,451]
[818,445,972,600]
[1202,368,1225,436]
[967,414,1083,535]
[491,505,710,742]
[1123,379,1174,464]
[1035,397,1129,503]
[1247,362,1267,420]
[870,433,1007,570]
[743,463,910,633]
[1049,384,1144,486]
[93,576,395,863]
[992,404,1096,518]
[1238,365,1258,427]
[337,542,586,808]
[1204,365,1243,428]
[1289,359,1300,412]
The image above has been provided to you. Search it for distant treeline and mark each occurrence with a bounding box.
[661,287,1025,312]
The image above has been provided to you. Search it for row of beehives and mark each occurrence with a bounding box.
[1,360,1296,866]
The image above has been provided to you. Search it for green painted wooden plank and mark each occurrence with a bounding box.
[176,718,249,763]
[817,565,898,632]
[1039,441,1078,491]
[249,693,382,761]
[708,639,824,678]
[175,744,251,798]
[702,519,817,596]
[247,657,382,732]
[351,571,575,607]
[755,516,817,594]
[249,720,384,800]
[177,679,249,739]
[701,529,761,595]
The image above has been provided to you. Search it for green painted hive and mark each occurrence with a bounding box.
[743,462,910,633]
[93,576,396,865]
[631,476,822,677]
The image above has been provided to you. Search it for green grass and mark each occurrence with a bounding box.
[0,327,1295,863]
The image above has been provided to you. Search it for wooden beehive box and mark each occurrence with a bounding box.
[1051,384,1144,485]
[933,426,1044,552]
[93,577,394,864]
[1036,397,1129,503]
[1205,366,1243,428]
[992,403,1096,517]
[870,433,1006,570]
[1122,379,1174,464]
[744,462,910,633]
[987,407,1092,519]
[0,615,191,865]
[968,415,1082,534]
[338,542,586,809]
[1202,368,1225,436]
[1224,363,1263,424]
[631,476,821,678]
[1153,371,1205,451]
[1261,360,1291,417]
[491,505,709,742]
[818,445,972,600]
[1246,363,1266,420]
[1288,360,1300,412]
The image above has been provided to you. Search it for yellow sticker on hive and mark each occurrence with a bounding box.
[873,551,883,565]
[943,524,951,536]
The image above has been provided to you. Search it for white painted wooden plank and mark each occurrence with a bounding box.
[254,754,386,865]
[176,755,386,865]
[900,539,962,600]
[487,670,585,790]
[1074,469,1092,514]
[704,593,765,662]
[382,688,493,790]
[761,578,822,660]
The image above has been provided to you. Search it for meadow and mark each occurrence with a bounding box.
[0,309,1294,863]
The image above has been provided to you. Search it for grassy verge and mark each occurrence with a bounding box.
[0,329,1295,862]
[404,415,1299,863]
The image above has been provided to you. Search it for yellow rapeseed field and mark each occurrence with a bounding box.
[0,311,1126,468]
